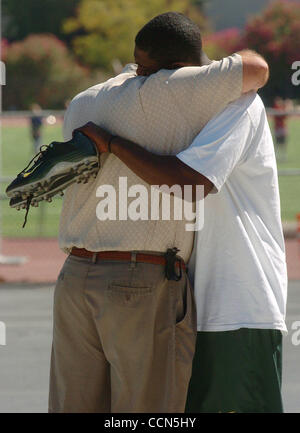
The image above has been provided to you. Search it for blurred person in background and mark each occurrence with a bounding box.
[29,103,43,153]
[273,96,289,162]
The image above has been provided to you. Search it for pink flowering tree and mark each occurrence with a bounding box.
[241,0,300,101]
[3,34,92,110]
[204,1,300,102]
[203,28,242,60]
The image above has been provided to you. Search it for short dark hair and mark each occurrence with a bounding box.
[135,12,202,67]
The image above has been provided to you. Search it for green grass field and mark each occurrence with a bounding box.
[1,122,64,238]
[0,117,300,238]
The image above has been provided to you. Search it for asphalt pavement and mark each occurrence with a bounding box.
[0,281,299,413]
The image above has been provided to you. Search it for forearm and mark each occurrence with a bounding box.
[74,122,214,198]
[110,137,213,197]
[110,137,173,185]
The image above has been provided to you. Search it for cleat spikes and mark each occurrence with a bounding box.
[5,131,99,203]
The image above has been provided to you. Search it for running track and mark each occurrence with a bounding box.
[0,237,299,283]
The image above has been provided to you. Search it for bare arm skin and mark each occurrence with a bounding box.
[75,122,214,200]
[237,49,269,93]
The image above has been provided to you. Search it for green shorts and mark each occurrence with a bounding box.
[185,328,283,413]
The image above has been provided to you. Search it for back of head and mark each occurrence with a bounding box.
[135,12,202,68]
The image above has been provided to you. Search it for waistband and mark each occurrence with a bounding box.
[70,247,186,269]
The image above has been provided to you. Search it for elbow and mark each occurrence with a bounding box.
[241,51,270,93]
[191,178,214,201]
[256,58,269,89]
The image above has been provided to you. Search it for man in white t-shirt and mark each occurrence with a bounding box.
[178,92,287,413]
[80,91,287,412]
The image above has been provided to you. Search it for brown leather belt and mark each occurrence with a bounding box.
[70,247,186,270]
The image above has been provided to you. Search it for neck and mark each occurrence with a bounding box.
[201,51,212,66]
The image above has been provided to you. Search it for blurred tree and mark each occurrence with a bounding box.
[203,28,242,60]
[2,34,96,110]
[63,0,208,71]
[241,0,300,102]
[190,0,209,12]
[2,0,80,42]
[202,1,300,102]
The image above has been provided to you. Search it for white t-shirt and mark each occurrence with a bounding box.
[177,93,288,334]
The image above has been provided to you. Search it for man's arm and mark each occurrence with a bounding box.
[157,51,268,131]
[200,49,269,93]
[237,50,269,93]
[76,93,254,200]
[75,122,214,200]
[110,137,214,198]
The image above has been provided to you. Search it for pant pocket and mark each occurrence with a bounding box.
[106,284,153,308]
[175,277,196,330]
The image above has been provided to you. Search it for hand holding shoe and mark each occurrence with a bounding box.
[74,122,113,154]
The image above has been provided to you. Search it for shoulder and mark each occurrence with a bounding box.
[220,92,265,127]
[228,92,257,112]
[244,93,267,129]
[69,83,105,110]
[70,64,139,106]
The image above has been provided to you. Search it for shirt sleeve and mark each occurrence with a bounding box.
[62,89,96,141]
[63,92,84,141]
[177,97,254,193]
[63,103,72,141]
[165,53,243,127]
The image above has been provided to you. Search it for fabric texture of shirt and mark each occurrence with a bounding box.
[59,55,242,262]
[177,93,288,333]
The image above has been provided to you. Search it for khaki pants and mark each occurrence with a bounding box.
[49,254,196,413]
